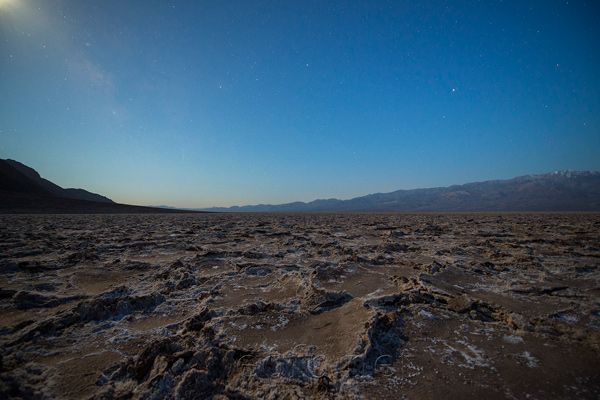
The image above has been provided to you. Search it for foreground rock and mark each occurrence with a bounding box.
[0,213,599,399]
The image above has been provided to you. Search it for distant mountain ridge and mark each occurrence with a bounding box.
[198,170,600,212]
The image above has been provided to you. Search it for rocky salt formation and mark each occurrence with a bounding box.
[0,213,599,399]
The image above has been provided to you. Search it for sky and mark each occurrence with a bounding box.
[1,0,599,208]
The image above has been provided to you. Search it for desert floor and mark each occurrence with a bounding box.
[1,213,599,399]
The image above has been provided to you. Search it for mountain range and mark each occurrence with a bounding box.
[2,158,599,213]
[197,170,600,212]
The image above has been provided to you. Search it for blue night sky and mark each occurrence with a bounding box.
[1,0,599,208]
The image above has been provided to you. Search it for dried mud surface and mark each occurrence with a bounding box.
[1,213,599,399]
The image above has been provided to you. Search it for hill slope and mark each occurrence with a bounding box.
[0,159,198,214]
[3,159,114,203]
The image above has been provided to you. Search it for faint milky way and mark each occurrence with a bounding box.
[1,0,599,208]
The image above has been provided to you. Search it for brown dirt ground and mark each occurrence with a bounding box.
[1,213,599,399]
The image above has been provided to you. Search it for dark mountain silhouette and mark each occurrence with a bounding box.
[0,159,199,214]
[0,159,55,198]
[198,170,600,212]
[1,158,114,205]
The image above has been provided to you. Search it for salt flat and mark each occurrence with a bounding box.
[1,213,599,399]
